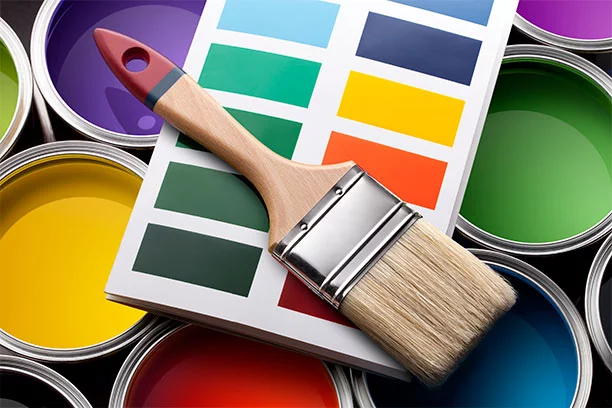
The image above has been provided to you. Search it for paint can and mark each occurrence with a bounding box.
[458,45,612,255]
[0,141,156,361]
[0,355,91,407]
[110,321,354,407]
[515,0,612,52]
[351,249,592,408]
[586,233,612,372]
[0,18,33,161]
[30,0,205,148]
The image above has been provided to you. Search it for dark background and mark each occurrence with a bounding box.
[1,1,611,406]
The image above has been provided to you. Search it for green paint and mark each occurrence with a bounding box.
[0,40,19,139]
[177,108,301,159]
[461,58,612,244]
[133,224,262,296]
[199,44,320,107]
[156,162,268,231]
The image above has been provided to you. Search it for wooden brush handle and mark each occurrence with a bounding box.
[94,29,354,248]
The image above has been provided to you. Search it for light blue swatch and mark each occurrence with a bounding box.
[390,0,494,26]
[218,0,339,48]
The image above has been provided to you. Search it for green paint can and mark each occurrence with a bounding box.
[459,45,612,255]
[0,18,32,161]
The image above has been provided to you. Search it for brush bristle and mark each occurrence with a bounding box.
[339,219,516,387]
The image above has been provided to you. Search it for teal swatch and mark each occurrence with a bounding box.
[199,44,320,107]
[133,224,262,296]
[218,0,339,48]
[155,162,268,231]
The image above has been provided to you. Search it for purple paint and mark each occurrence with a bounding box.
[517,0,612,41]
[45,0,205,136]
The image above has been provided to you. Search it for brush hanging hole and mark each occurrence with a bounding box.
[122,47,150,73]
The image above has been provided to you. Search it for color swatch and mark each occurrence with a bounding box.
[108,0,521,379]
[200,44,321,107]
[338,71,464,146]
[358,13,482,85]
[218,0,339,48]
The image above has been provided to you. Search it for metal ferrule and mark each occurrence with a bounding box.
[272,166,421,308]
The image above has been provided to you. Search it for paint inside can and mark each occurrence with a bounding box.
[517,0,612,41]
[0,370,71,407]
[123,325,342,407]
[460,54,612,246]
[44,0,204,137]
[0,152,146,349]
[359,264,580,407]
[0,38,18,140]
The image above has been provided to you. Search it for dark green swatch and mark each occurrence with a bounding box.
[176,108,301,159]
[155,162,268,231]
[133,224,262,296]
[199,44,320,107]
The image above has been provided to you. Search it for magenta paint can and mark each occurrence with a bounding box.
[515,0,611,52]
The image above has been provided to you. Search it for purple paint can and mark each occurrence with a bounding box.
[516,0,612,52]
[31,0,205,148]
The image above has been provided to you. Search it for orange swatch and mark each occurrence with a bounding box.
[323,132,447,209]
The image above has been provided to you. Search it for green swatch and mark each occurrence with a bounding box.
[133,224,262,296]
[199,44,320,107]
[461,59,612,244]
[0,40,19,139]
[156,162,268,231]
[177,108,301,159]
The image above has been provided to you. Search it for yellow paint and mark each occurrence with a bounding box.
[337,71,465,146]
[0,157,146,349]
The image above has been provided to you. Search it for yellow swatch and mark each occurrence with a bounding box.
[0,157,145,349]
[338,71,465,147]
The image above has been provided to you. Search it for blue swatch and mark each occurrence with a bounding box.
[364,265,579,407]
[391,0,494,26]
[218,0,339,48]
[357,13,481,85]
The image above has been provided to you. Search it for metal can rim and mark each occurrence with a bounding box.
[457,44,612,256]
[110,320,354,408]
[513,13,612,53]
[0,354,92,407]
[0,140,158,362]
[30,0,158,148]
[350,249,593,408]
[586,233,612,372]
[0,18,33,161]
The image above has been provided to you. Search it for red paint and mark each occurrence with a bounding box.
[125,326,341,407]
[94,28,176,103]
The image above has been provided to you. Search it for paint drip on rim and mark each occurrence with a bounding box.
[517,0,612,41]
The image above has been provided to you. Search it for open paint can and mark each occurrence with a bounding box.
[586,233,612,372]
[0,18,33,160]
[110,321,353,407]
[31,0,204,148]
[459,45,612,255]
[0,355,91,407]
[515,0,612,52]
[351,249,592,408]
[0,141,156,361]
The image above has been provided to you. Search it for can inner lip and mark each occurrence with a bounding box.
[457,45,612,256]
[0,355,91,408]
[0,19,33,160]
[111,321,353,407]
[0,141,156,362]
[586,233,612,372]
[350,249,592,408]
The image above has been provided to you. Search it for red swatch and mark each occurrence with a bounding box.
[323,132,447,209]
[126,325,340,407]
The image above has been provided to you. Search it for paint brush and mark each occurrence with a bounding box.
[94,28,516,386]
